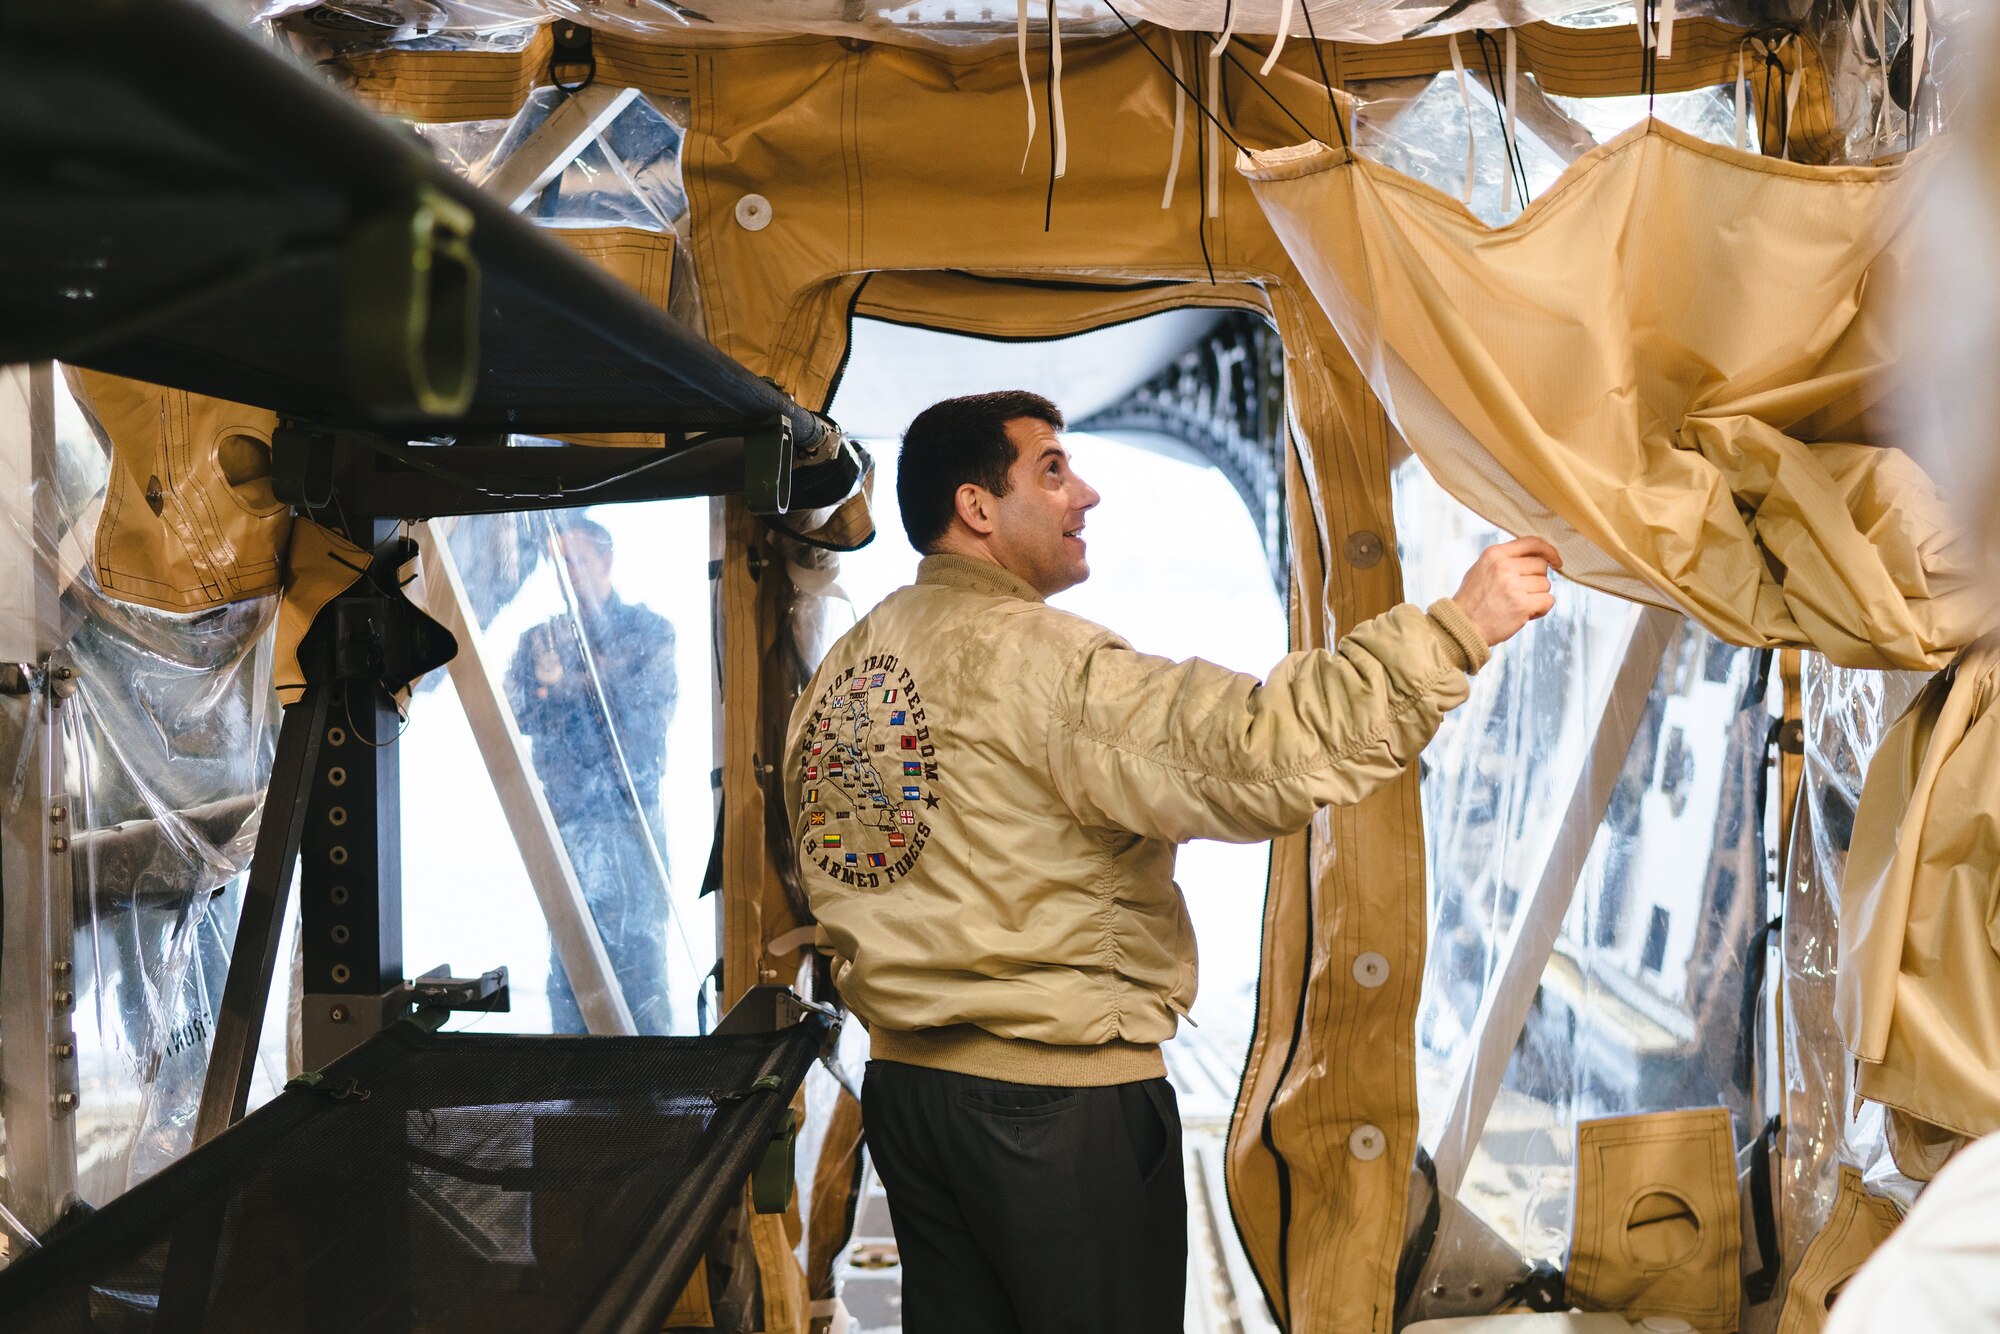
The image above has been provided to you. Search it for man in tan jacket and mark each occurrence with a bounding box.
[785,391,1557,1333]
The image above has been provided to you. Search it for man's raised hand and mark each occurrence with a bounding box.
[1450,536,1563,647]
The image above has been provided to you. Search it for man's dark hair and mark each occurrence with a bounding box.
[897,391,1066,553]
[555,515,615,557]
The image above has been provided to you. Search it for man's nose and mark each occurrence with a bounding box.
[1076,475,1102,510]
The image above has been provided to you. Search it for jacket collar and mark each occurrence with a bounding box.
[916,553,1045,604]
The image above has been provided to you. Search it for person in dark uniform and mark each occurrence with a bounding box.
[505,516,679,1035]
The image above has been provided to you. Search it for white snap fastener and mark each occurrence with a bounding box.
[1637,1319,1694,1334]
[1352,951,1389,988]
[1348,1124,1386,1161]
[734,193,773,231]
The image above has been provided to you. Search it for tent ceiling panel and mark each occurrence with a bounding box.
[272,0,1799,53]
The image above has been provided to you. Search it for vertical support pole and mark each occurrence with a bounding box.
[192,690,329,1146]
[0,362,80,1240]
[300,518,405,1071]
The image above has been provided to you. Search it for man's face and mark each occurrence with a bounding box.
[982,417,1101,597]
[557,534,614,611]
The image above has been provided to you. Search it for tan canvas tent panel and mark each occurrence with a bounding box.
[1241,122,1989,672]
[1774,1165,1903,1334]
[1837,638,2000,1142]
[71,370,290,613]
[1567,1108,1742,1333]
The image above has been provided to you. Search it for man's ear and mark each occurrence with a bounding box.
[953,482,996,537]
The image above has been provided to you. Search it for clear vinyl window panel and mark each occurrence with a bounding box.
[1397,455,1775,1270]
[399,503,715,1038]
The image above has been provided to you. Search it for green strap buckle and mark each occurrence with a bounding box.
[750,1106,798,1215]
[344,184,479,418]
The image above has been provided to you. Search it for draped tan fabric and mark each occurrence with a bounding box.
[72,370,289,613]
[1242,120,1990,672]
[1837,640,2000,1141]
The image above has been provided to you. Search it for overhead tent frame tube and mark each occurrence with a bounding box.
[1427,604,1682,1199]
[0,363,81,1239]
[415,522,638,1036]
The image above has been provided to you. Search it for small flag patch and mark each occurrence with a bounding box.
[902,786,921,800]
[805,787,818,803]
[867,853,886,867]
[882,690,897,703]
[890,711,907,726]
[901,737,917,750]
[809,812,826,827]
[904,761,923,775]
[805,766,819,780]
[823,833,842,848]
[889,832,907,848]
[896,810,917,825]
[869,672,886,688]
[845,852,858,864]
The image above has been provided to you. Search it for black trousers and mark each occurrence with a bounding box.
[861,1060,1187,1334]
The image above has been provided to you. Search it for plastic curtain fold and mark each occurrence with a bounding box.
[1,366,279,1247]
[1241,120,1989,672]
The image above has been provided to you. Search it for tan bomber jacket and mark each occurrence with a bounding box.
[783,553,1490,1086]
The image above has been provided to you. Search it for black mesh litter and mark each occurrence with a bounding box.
[0,1021,829,1334]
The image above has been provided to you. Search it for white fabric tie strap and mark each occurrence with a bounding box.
[1503,27,1519,212]
[1206,43,1222,217]
[1163,35,1188,208]
[1260,0,1297,77]
[1734,45,1748,149]
[1448,34,1475,205]
[1016,0,1037,173]
[1212,0,1239,58]
[1050,0,1067,179]
[1657,0,1676,59]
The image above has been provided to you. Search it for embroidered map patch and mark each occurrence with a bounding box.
[797,654,940,888]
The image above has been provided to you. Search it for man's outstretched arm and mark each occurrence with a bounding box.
[1046,538,1561,844]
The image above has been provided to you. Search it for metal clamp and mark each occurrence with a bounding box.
[741,419,794,517]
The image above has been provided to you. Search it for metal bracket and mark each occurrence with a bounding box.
[342,184,480,418]
[301,964,510,1070]
[742,418,794,516]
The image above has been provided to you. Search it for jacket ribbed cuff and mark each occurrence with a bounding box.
[1427,598,1492,674]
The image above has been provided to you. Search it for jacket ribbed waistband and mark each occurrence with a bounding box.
[868,1024,1166,1087]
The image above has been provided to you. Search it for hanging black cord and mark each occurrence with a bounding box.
[1099,0,1251,155]
[1220,41,1317,143]
[1473,29,1529,208]
[1044,0,1058,231]
[1298,1,1352,151]
[1191,44,1218,286]
[1643,0,1659,115]
[1760,46,1789,157]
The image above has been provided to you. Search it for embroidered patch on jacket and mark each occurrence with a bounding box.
[797,653,939,888]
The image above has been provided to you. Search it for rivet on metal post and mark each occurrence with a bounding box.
[48,837,66,853]
[329,1005,350,1023]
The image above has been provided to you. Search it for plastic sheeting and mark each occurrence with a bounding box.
[414,85,706,333]
[1396,454,1778,1323]
[0,367,278,1246]
[269,0,1790,52]
[398,506,714,1039]
[1770,655,1924,1325]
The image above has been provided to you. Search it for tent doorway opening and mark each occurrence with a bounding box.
[823,312,1290,1332]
